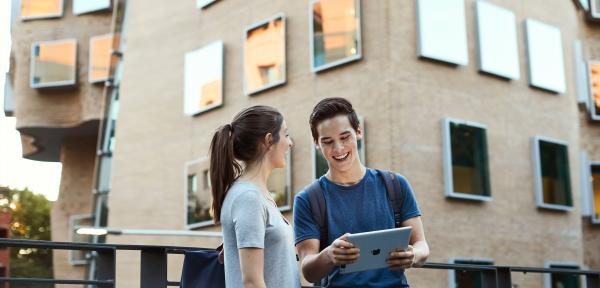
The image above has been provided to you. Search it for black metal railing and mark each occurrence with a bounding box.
[0,238,598,288]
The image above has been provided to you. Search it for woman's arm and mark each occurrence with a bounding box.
[239,247,266,288]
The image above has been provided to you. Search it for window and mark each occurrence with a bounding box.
[3,73,13,117]
[69,214,93,265]
[577,0,590,11]
[73,0,111,15]
[443,119,491,201]
[186,157,213,228]
[267,151,292,211]
[309,0,362,72]
[588,61,600,120]
[89,34,117,83]
[524,19,566,94]
[589,163,600,223]
[313,117,365,179]
[21,0,63,20]
[544,263,582,288]
[244,15,286,95]
[449,258,494,288]
[591,0,600,18]
[475,1,519,80]
[417,0,468,65]
[533,137,572,210]
[197,0,219,9]
[184,41,223,116]
[30,39,77,88]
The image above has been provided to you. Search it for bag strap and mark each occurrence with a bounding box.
[305,180,329,252]
[377,169,405,228]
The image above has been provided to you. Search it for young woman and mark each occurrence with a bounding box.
[209,105,300,288]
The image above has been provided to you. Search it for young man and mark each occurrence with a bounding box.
[294,97,429,287]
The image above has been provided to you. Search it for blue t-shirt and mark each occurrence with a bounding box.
[294,169,421,288]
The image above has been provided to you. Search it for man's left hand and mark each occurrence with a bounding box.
[386,245,415,270]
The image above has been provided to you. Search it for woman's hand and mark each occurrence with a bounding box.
[325,233,361,266]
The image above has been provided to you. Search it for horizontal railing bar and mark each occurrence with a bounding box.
[509,266,600,275]
[423,262,499,271]
[0,277,113,285]
[0,238,212,252]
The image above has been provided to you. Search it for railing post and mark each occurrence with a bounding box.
[587,273,600,288]
[496,267,512,288]
[96,248,116,287]
[481,269,498,288]
[141,248,168,288]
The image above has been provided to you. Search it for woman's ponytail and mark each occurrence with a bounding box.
[209,124,241,224]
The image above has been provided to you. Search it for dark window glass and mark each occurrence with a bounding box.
[591,165,600,220]
[550,265,580,288]
[453,260,493,288]
[539,140,572,206]
[450,123,490,197]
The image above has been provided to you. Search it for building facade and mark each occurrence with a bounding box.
[5,0,600,287]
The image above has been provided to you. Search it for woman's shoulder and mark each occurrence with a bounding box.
[226,181,263,204]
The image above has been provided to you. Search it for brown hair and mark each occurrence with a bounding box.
[309,97,360,142]
[209,105,283,223]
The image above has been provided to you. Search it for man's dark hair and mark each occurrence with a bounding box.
[309,97,360,142]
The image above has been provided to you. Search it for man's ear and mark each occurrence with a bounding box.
[314,140,321,150]
[355,126,363,141]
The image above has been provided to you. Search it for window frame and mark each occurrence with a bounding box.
[20,0,64,21]
[30,38,78,89]
[442,118,492,202]
[416,0,469,66]
[88,33,114,84]
[543,261,585,288]
[72,0,111,15]
[448,257,494,288]
[591,0,600,19]
[475,0,519,80]
[524,19,566,94]
[588,161,600,224]
[197,0,218,9]
[308,0,363,73]
[184,156,213,229]
[183,41,224,116]
[243,14,287,96]
[69,214,93,266]
[312,116,365,179]
[532,136,573,211]
[587,60,600,121]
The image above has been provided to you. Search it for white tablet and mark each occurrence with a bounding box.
[340,227,412,274]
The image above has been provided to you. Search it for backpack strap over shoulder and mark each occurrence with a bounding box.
[377,169,405,228]
[305,180,329,252]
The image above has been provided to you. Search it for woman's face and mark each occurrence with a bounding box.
[268,120,293,169]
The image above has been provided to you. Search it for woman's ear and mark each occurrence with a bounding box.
[264,133,274,149]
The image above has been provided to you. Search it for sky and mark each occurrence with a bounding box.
[0,0,62,201]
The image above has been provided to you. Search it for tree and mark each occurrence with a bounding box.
[0,186,53,282]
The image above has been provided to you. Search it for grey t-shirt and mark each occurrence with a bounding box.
[220,181,300,288]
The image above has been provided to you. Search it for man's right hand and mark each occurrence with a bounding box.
[325,233,360,266]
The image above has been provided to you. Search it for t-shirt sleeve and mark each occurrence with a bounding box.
[396,174,422,223]
[230,191,267,249]
[293,191,321,245]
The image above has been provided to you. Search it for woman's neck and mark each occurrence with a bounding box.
[238,161,272,191]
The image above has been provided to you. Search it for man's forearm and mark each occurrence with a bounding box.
[301,247,336,283]
[411,241,430,267]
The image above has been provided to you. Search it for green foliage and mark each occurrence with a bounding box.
[0,186,53,280]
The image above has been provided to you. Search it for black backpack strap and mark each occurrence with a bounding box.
[305,180,329,252]
[378,169,405,228]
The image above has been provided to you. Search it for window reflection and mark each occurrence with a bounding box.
[31,39,77,88]
[244,16,285,95]
[267,151,291,209]
[21,0,63,19]
[524,19,566,94]
[184,42,223,116]
[311,0,361,71]
[90,34,118,83]
[187,159,214,227]
[73,0,111,15]
[590,165,600,221]
[590,63,600,118]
